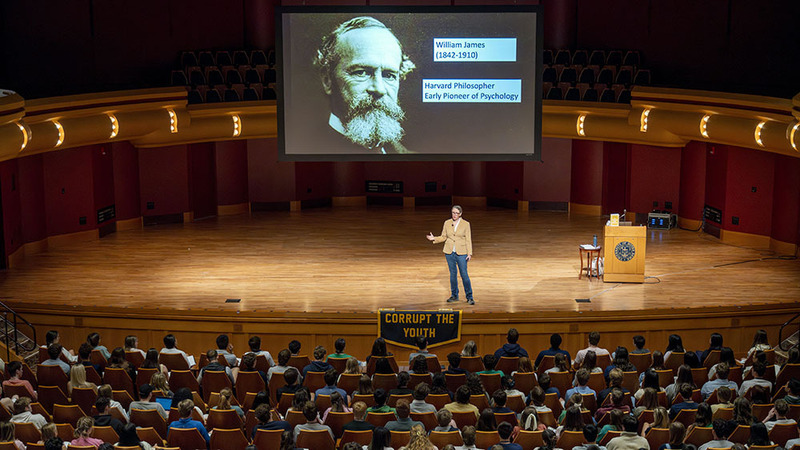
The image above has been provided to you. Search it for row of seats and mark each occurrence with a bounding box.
[187,85,276,104]
[172,65,277,88]
[543,65,650,88]
[543,49,642,70]
[180,50,274,70]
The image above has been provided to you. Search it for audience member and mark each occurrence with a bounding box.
[87,332,112,360]
[302,345,333,380]
[407,423,437,449]
[535,333,572,368]
[42,343,71,374]
[697,419,735,450]
[669,384,699,420]
[784,378,800,405]
[574,332,610,367]
[238,352,268,386]
[457,425,477,448]
[140,348,168,376]
[538,373,561,399]
[342,401,375,431]
[479,354,505,377]
[215,334,238,367]
[293,401,334,441]
[411,355,432,376]
[367,388,395,413]
[390,371,414,396]
[503,376,526,399]
[572,424,606,450]
[512,357,534,376]
[10,397,47,429]
[700,362,738,400]
[665,365,695,404]
[213,387,245,417]
[366,338,392,364]
[115,422,152,450]
[159,334,192,368]
[445,385,480,419]
[634,369,663,401]
[710,386,733,415]
[738,361,772,397]
[707,347,737,381]
[597,408,624,443]
[316,368,349,403]
[321,390,350,422]
[604,347,636,379]
[598,368,628,402]
[196,349,235,384]
[43,330,77,363]
[123,335,147,358]
[409,335,436,362]
[168,399,209,443]
[698,333,724,365]
[687,402,712,434]
[606,415,648,450]
[732,397,753,425]
[98,384,129,421]
[70,416,103,448]
[661,422,686,450]
[327,338,352,360]
[410,383,436,413]
[386,399,423,431]
[78,342,103,376]
[367,426,392,449]
[445,352,469,376]
[556,405,584,439]
[276,367,303,402]
[641,406,669,437]
[354,374,374,396]
[246,335,275,367]
[545,353,570,374]
[129,384,169,419]
[268,349,292,382]
[494,328,529,359]
[566,369,596,400]
[497,421,522,449]
[4,361,36,401]
[492,390,514,414]
[580,351,603,375]
[594,388,630,422]
[288,340,302,356]
[107,346,137,384]
[462,340,478,357]
[664,334,685,362]
[631,335,650,354]
[93,396,124,434]
[763,398,796,432]
[251,403,291,439]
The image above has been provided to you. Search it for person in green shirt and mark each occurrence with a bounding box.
[477,354,505,377]
[366,388,395,413]
[327,338,352,360]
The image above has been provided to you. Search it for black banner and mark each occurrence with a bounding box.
[378,310,462,349]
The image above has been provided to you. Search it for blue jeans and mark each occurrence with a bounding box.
[445,252,472,300]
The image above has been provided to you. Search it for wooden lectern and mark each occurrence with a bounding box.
[603,224,646,283]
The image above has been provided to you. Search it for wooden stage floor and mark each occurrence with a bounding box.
[2,206,799,315]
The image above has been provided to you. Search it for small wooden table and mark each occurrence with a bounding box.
[579,246,602,279]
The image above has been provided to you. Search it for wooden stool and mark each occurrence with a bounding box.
[579,246,602,279]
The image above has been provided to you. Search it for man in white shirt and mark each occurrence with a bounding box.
[739,361,773,397]
[10,397,47,429]
[573,331,610,367]
[763,399,797,432]
[159,333,192,368]
[293,402,334,441]
[701,363,738,400]
[215,334,239,367]
[245,336,275,368]
[409,383,436,414]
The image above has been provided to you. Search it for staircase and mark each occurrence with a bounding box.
[0,301,39,368]
[776,312,800,365]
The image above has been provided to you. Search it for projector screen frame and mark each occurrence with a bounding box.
[276,4,543,162]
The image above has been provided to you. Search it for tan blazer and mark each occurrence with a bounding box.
[432,219,472,256]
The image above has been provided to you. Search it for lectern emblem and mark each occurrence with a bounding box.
[614,241,635,262]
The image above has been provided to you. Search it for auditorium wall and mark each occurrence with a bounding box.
[3,136,800,266]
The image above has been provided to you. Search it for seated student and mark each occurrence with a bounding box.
[634,369,664,402]
[10,397,47,429]
[367,426,393,450]
[432,408,459,432]
[687,403,712,435]
[197,349,236,385]
[302,345,333,380]
[517,407,547,434]
[327,338,352,360]
[665,365,695,404]
[411,356,433,377]
[43,330,78,363]
[494,328,529,360]
[631,335,650,355]
[78,343,103,376]
[698,333,724,366]
[572,424,607,450]
[708,347,738,381]
[4,361,36,401]
[159,334,192,368]
[784,378,800,405]
[354,374,374,397]
[445,385,480,419]
[594,388,630,422]
[492,390,514,414]
[293,401,334,441]
[245,335,275,368]
[70,415,104,448]
[700,362,738,400]
[502,376,526,399]
[555,405,583,440]
[603,347,637,380]
[124,335,147,359]
[268,349,292,383]
[606,415,648,450]
[410,383,437,414]
[574,332,610,368]
[87,332,112,360]
[115,422,152,450]
[168,399,209,444]
[366,337,393,365]
[141,348,168,377]
[660,422,687,450]
[739,361,773,397]
[215,334,239,367]
[93,396,124,434]
[239,352,268,386]
[343,401,375,432]
[367,388,395,414]
[560,393,591,424]
[373,358,396,376]
[763,398,797,432]
[537,373,561,399]
[321,391,351,423]
[288,340,302,356]
[528,386,553,414]
[276,367,303,402]
[409,336,437,362]
[390,371,414,397]
[42,343,71,374]
[386,399,423,431]
[697,419,736,450]
[669,383,699,420]
[287,388,311,413]
[445,352,469,376]
[535,333,572,369]
[566,369,597,400]
[107,347,137,384]
[597,409,625,444]
[545,353,571,374]
[251,403,291,439]
[710,386,734,416]
[129,384,169,420]
[98,384,129,421]
[497,420,523,450]
[632,388,660,419]
[579,351,604,376]
[315,368,349,404]
[598,368,629,403]
[431,372,454,399]
[212,387,245,418]
[457,425,477,448]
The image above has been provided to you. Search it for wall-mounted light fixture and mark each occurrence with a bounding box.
[576,114,586,137]
[700,114,711,138]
